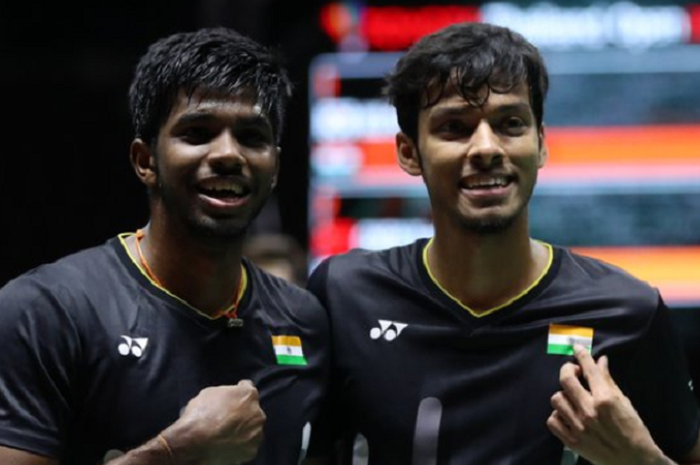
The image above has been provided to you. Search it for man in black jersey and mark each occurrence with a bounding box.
[0,28,328,465]
[306,22,700,465]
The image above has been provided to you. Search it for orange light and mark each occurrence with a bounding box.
[572,246,700,304]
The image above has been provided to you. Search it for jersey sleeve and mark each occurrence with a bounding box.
[305,258,351,460]
[0,274,81,458]
[619,295,700,459]
[306,258,331,309]
[305,258,334,457]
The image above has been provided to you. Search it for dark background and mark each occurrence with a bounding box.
[0,0,333,286]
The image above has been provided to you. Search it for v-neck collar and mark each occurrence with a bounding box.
[417,237,561,326]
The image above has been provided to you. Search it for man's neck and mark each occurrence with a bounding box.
[130,218,245,317]
[427,223,549,314]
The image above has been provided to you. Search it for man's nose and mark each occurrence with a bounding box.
[209,131,245,171]
[467,122,503,168]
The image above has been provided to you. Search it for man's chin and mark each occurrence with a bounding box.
[460,214,516,235]
[188,217,251,242]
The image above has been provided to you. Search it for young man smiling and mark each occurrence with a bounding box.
[306,22,700,465]
[0,27,328,465]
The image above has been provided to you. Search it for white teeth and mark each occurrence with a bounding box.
[465,177,508,189]
[211,184,244,194]
[202,180,245,194]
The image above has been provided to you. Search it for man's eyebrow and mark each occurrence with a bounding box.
[173,112,270,127]
[490,102,532,115]
[430,105,476,120]
[430,102,531,119]
[171,112,218,128]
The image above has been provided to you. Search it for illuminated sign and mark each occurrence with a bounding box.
[320,2,700,51]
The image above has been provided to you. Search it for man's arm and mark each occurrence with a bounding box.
[0,380,265,465]
[0,446,57,465]
[0,437,172,465]
[113,380,265,465]
[547,345,700,465]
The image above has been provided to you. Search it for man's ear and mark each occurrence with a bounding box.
[396,133,422,176]
[537,124,549,168]
[130,138,158,188]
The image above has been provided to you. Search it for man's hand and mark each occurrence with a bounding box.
[163,380,266,465]
[547,345,674,465]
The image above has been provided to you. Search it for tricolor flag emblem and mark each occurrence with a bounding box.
[272,335,307,366]
[547,324,594,356]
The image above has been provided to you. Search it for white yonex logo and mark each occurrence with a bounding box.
[370,320,408,341]
[118,336,149,357]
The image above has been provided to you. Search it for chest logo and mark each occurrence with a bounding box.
[272,335,307,366]
[547,324,593,355]
[118,336,149,358]
[370,319,408,341]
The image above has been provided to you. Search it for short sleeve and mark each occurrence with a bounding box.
[305,257,346,459]
[0,275,81,458]
[619,296,700,459]
[306,258,331,309]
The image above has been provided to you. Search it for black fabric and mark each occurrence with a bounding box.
[0,234,329,465]
[306,239,699,465]
[671,309,700,404]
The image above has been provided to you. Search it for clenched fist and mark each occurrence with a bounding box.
[163,380,266,465]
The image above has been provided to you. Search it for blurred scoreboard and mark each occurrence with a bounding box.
[308,2,700,308]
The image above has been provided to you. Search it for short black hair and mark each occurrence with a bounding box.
[383,22,549,141]
[129,27,293,146]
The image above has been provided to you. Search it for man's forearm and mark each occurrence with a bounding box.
[106,435,177,465]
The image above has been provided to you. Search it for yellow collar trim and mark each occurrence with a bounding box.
[422,237,553,318]
[118,232,248,320]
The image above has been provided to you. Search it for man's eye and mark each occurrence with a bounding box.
[439,120,469,135]
[503,117,526,133]
[238,130,272,147]
[181,127,213,144]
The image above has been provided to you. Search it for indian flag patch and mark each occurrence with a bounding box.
[272,335,307,366]
[547,324,594,355]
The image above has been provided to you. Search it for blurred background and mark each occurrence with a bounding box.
[1,0,698,316]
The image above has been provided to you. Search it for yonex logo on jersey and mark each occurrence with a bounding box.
[118,336,149,357]
[370,320,407,341]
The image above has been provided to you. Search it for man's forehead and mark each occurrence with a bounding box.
[171,88,265,116]
[423,81,532,113]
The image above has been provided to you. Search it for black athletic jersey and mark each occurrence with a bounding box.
[0,233,329,465]
[306,238,699,465]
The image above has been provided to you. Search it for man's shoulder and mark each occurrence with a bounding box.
[555,246,659,308]
[306,240,427,306]
[245,259,328,320]
[0,237,121,304]
[314,240,425,278]
[246,260,318,302]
